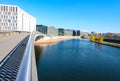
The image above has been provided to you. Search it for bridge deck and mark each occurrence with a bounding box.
[0,33,29,61]
[0,32,38,81]
[0,35,29,81]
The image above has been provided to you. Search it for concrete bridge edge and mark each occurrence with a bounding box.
[32,32,38,81]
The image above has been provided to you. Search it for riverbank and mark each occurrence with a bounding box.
[93,41,120,48]
[34,36,80,47]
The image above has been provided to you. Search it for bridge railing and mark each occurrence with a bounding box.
[16,33,33,81]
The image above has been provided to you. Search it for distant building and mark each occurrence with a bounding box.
[58,28,64,36]
[91,32,96,35]
[102,33,107,37]
[48,26,58,36]
[36,25,58,36]
[37,25,90,37]
[64,29,73,36]
[105,33,120,38]
[119,33,120,37]
[36,25,48,34]
[73,30,77,36]
[72,30,80,36]
[58,28,73,36]
[76,30,80,36]
[0,4,36,32]
[80,30,89,38]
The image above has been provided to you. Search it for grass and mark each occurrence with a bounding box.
[92,41,120,48]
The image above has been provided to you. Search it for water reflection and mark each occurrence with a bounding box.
[34,45,44,65]
[95,43,102,49]
[36,39,120,81]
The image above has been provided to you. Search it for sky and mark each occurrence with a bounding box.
[0,0,120,33]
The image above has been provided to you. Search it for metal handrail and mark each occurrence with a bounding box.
[16,33,33,81]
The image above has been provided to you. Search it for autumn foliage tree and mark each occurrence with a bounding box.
[90,34,104,43]
[90,34,95,41]
[97,35,104,43]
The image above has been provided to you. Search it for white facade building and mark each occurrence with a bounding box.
[0,4,36,32]
[80,30,89,38]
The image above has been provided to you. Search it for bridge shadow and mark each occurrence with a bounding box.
[35,35,44,41]
[34,46,44,66]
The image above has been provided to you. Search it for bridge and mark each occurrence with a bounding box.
[0,31,44,81]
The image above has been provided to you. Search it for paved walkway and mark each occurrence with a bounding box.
[0,33,29,61]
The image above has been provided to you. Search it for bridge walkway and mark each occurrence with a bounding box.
[0,35,29,81]
[0,33,29,61]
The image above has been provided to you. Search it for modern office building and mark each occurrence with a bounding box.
[64,29,73,36]
[36,25,48,34]
[48,26,58,36]
[73,30,77,36]
[58,28,64,36]
[58,28,73,36]
[36,25,58,36]
[0,4,36,32]
[37,25,74,36]
[76,30,80,36]
[73,30,80,36]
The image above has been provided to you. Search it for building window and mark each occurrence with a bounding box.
[8,19,11,22]
[13,7,15,12]
[6,6,8,11]
[10,7,12,12]
[16,16,17,20]
[12,7,14,12]
[6,23,8,26]
[6,16,8,19]
[16,7,17,12]
[4,15,5,19]
[1,15,3,18]
[1,6,3,11]
[14,12,17,15]
[8,12,11,15]
[5,19,7,22]
[3,12,5,15]
[4,6,5,11]
[13,16,15,20]
[5,27,7,30]
[9,7,11,11]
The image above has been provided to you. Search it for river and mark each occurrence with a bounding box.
[35,39,120,81]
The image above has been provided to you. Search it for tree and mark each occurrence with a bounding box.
[90,34,95,42]
[98,35,104,43]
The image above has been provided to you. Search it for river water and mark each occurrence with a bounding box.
[35,39,120,81]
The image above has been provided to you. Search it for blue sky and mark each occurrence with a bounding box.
[0,0,120,33]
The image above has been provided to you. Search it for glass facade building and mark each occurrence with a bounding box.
[36,25,48,34]
[36,25,58,36]
[58,28,73,36]
[58,28,64,36]
[37,25,73,36]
